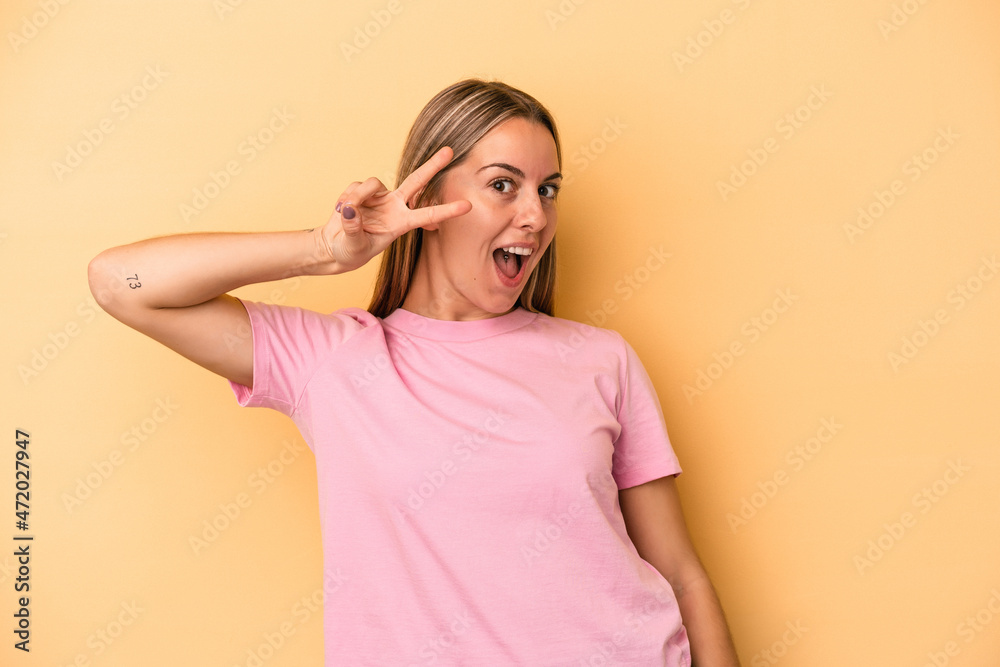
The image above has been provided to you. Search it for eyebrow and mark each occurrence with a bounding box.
[477,162,563,182]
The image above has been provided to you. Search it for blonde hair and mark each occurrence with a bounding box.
[367,79,562,319]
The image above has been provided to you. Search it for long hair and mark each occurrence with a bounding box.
[367,79,562,319]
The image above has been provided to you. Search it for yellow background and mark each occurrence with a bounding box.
[3,0,999,665]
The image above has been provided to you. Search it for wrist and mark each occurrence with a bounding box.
[293,228,342,277]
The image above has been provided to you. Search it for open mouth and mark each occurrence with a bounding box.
[492,246,532,284]
[493,248,522,278]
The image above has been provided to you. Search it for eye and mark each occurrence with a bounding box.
[490,178,515,194]
[539,183,560,200]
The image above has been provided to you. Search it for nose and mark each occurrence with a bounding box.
[515,192,547,231]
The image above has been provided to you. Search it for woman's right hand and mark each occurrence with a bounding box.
[87,147,469,387]
[319,146,472,273]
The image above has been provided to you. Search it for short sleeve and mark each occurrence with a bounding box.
[610,336,682,489]
[228,299,372,416]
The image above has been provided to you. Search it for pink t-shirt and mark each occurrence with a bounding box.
[230,301,690,666]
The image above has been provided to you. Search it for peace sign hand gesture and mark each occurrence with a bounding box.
[319,146,471,274]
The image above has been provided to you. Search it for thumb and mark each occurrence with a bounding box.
[340,202,362,235]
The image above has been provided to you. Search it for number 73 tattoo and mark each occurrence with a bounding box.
[127,273,141,289]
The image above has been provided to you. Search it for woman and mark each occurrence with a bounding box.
[89,79,739,665]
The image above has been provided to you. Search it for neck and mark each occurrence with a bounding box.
[401,250,511,322]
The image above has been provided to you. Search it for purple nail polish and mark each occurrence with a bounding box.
[336,202,342,213]
[343,205,356,220]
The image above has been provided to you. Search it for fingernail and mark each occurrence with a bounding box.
[343,205,356,220]
[335,202,342,213]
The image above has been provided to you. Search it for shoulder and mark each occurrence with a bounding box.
[242,300,376,323]
[528,311,630,364]
[239,300,385,341]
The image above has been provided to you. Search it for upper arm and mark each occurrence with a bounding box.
[129,294,255,388]
[89,264,255,387]
[618,475,708,590]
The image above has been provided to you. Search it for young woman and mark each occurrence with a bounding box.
[89,79,740,665]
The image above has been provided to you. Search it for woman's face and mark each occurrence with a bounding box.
[406,117,562,320]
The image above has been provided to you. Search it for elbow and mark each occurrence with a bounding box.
[87,250,126,317]
[87,252,112,311]
[88,249,158,327]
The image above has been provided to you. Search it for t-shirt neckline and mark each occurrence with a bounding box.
[382,306,538,342]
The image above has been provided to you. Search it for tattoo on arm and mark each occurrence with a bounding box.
[127,273,141,289]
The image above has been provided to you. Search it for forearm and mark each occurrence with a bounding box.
[88,229,335,316]
[676,574,740,666]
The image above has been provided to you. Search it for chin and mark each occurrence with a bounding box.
[482,296,520,316]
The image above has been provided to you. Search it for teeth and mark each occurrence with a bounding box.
[501,246,532,256]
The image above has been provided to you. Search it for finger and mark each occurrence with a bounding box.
[337,177,390,227]
[395,146,455,205]
[406,198,472,232]
[334,181,362,215]
[342,176,389,213]
[344,176,389,206]
[339,203,363,236]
